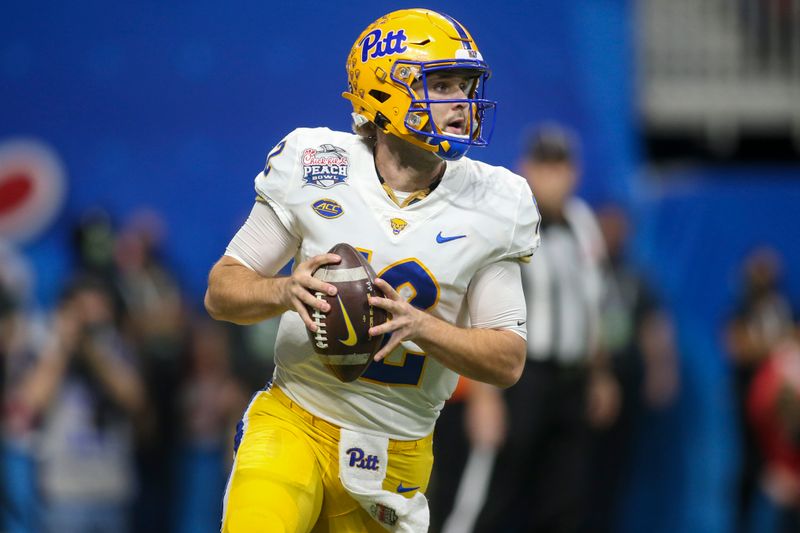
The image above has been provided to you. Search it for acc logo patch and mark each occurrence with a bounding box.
[302,144,349,189]
[390,218,407,235]
[312,198,343,219]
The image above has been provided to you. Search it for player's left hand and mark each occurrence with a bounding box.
[367,277,426,362]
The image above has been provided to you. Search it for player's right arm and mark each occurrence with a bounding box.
[205,203,339,328]
[205,256,326,327]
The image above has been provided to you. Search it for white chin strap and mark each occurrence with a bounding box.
[352,113,370,128]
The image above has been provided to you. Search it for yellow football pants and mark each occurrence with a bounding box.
[221,386,433,532]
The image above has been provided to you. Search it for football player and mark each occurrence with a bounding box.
[205,8,541,532]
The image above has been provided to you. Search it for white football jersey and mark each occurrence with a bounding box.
[255,127,540,439]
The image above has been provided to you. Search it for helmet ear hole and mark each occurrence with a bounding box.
[368,89,391,103]
[374,112,391,131]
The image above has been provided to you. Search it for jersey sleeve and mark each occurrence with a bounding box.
[253,129,303,238]
[224,201,300,277]
[467,260,527,340]
[503,176,541,261]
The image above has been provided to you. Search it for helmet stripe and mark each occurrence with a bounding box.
[439,12,473,50]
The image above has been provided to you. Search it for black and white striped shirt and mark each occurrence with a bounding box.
[523,198,606,365]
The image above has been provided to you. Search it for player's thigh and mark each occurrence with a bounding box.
[223,413,324,533]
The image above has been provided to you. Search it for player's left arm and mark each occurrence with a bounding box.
[369,259,527,389]
[368,172,538,388]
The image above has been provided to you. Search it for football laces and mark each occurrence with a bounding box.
[312,292,328,349]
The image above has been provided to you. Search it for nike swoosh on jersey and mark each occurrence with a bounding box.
[338,296,358,346]
[436,231,467,244]
[397,483,420,493]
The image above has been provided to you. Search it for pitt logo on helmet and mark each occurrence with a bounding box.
[312,199,343,219]
[359,29,408,63]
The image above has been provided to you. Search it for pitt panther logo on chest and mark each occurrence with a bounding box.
[359,29,408,63]
[302,145,349,189]
[346,447,380,471]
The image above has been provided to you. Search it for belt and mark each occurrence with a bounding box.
[269,385,432,451]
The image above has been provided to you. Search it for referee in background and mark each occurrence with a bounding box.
[473,124,620,533]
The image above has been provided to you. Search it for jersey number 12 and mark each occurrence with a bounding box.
[359,254,439,387]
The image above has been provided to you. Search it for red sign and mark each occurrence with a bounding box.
[0,140,66,242]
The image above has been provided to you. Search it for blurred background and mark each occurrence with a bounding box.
[1,0,799,532]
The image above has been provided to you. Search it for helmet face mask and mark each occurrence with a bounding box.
[397,61,496,159]
[342,9,498,161]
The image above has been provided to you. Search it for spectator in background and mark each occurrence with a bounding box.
[113,209,188,533]
[726,247,796,533]
[226,318,280,394]
[175,317,247,533]
[584,203,680,533]
[0,242,41,532]
[748,338,800,533]
[72,209,118,292]
[474,124,620,533]
[17,276,145,533]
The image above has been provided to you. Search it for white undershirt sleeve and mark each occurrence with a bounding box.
[467,260,528,340]
[224,200,300,277]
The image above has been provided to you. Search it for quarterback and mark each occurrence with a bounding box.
[205,8,540,532]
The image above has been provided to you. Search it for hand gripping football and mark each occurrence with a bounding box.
[307,243,388,382]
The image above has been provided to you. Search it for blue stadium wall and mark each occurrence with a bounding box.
[1,0,637,302]
[3,1,800,532]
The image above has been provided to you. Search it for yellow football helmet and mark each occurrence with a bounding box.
[343,9,497,161]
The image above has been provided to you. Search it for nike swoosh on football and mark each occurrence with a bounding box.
[337,296,358,346]
[436,231,467,244]
[397,483,420,493]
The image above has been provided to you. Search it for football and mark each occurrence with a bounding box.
[306,243,387,382]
